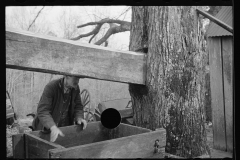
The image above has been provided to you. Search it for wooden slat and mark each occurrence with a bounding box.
[25,133,63,158]
[30,122,107,148]
[12,133,25,158]
[222,37,233,152]
[208,38,227,151]
[6,27,146,84]
[102,123,151,140]
[49,129,166,158]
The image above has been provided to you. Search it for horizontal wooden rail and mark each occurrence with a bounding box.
[6,27,146,85]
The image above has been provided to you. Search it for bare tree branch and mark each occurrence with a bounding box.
[104,40,108,47]
[71,18,131,45]
[77,18,130,28]
[89,33,97,43]
[28,6,45,31]
[95,23,129,45]
[114,7,131,20]
[71,22,104,41]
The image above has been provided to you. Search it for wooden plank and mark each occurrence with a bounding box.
[102,123,151,140]
[49,129,166,158]
[25,133,63,158]
[117,123,150,136]
[208,37,227,151]
[30,122,108,148]
[6,27,146,84]
[222,37,233,152]
[12,133,25,158]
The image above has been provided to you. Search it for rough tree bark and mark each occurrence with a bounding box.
[129,6,210,158]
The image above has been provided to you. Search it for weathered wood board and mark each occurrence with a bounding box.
[49,128,166,158]
[222,37,233,152]
[13,121,166,158]
[24,133,64,158]
[106,123,151,139]
[30,122,108,148]
[12,133,25,158]
[6,27,146,84]
[208,38,227,151]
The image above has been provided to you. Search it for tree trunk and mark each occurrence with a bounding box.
[129,6,210,158]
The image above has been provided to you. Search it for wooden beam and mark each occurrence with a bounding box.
[208,38,227,151]
[196,9,233,33]
[6,27,146,84]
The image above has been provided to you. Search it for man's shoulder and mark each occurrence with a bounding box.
[46,78,62,89]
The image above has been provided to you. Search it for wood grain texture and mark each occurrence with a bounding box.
[12,133,25,158]
[208,38,227,151]
[49,128,166,158]
[24,133,63,158]
[102,123,151,140]
[6,27,146,84]
[222,37,233,152]
[30,122,107,148]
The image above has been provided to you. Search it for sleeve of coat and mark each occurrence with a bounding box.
[74,87,84,121]
[37,83,56,129]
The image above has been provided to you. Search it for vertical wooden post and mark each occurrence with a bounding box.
[208,37,227,151]
[222,37,233,152]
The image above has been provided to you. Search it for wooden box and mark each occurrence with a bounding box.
[13,121,166,158]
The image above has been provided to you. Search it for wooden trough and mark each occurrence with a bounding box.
[13,121,166,158]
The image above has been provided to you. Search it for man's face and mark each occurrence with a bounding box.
[65,76,79,89]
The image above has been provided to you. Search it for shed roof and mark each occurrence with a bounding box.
[206,6,233,37]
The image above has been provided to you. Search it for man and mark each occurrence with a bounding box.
[32,75,87,142]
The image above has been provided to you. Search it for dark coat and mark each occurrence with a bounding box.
[32,77,84,133]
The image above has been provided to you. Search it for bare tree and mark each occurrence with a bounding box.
[57,7,83,39]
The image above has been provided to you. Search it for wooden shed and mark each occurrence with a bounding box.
[206,6,233,152]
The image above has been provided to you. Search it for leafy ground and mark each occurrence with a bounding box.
[6,119,213,158]
[6,118,33,157]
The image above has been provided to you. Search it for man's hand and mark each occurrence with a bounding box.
[76,118,87,129]
[50,125,65,142]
